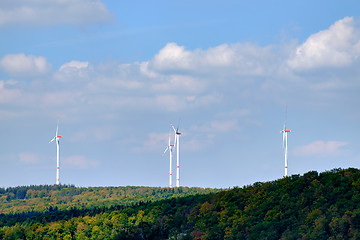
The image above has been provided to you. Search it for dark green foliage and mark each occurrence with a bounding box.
[1,168,360,239]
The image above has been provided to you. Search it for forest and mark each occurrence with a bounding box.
[1,168,360,239]
[0,185,219,214]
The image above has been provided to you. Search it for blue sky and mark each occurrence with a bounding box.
[0,0,360,188]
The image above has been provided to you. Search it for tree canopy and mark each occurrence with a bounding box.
[1,168,360,239]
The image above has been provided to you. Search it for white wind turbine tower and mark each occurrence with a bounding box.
[280,121,291,177]
[163,129,176,188]
[49,122,62,185]
[171,124,182,187]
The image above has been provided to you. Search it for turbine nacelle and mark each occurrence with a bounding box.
[280,129,291,133]
[171,124,182,135]
[49,136,62,143]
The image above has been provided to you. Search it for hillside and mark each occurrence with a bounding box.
[1,168,360,239]
[0,185,219,214]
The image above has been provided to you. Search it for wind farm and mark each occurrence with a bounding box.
[47,117,293,187]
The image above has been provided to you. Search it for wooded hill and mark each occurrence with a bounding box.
[1,168,360,239]
[0,185,219,214]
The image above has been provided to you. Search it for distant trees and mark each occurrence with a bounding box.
[1,168,360,239]
[0,185,219,214]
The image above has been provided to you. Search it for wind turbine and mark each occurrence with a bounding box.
[49,122,62,185]
[171,124,182,187]
[163,129,175,188]
[280,121,290,177]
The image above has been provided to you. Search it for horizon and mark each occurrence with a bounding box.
[0,167,354,193]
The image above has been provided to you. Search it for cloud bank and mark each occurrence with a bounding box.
[0,53,51,76]
[148,42,277,76]
[0,17,359,151]
[287,17,360,71]
[0,17,359,119]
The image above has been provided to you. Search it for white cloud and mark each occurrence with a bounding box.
[152,75,204,93]
[2,17,359,124]
[148,42,277,76]
[294,140,348,156]
[203,43,276,76]
[62,155,99,168]
[0,53,51,76]
[204,44,236,66]
[151,43,185,71]
[151,43,193,71]
[59,60,89,71]
[0,0,113,27]
[287,17,360,70]
[0,81,22,103]
[0,43,275,118]
[56,60,146,92]
[55,60,91,83]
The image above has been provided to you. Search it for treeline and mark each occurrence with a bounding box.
[1,168,360,239]
[0,184,77,200]
[0,185,219,214]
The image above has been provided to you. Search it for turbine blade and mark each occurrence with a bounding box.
[56,121,59,136]
[49,137,55,143]
[171,124,176,133]
[177,118,181,132]
[163,146,169,155]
